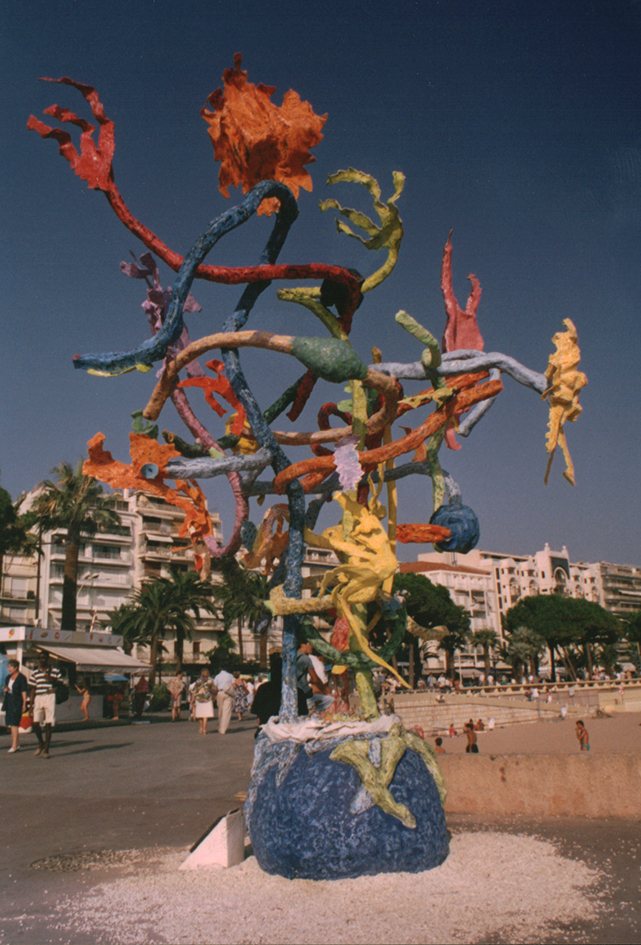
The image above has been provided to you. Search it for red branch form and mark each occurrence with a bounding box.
[440,231,485,451]
[441,231,483,353]
[273,377,504,494]
[396,524,451,544]
[28,78,362,318]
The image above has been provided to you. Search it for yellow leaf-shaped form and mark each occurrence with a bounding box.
[543,319,587,485]
[265,492,407,686]
[320,168,404,292]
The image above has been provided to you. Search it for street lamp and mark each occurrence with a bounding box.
[78,572,100,630]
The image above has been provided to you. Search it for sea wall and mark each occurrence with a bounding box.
[439,753,641,819]
[391,683,641,733]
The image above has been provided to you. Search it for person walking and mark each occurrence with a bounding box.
[167,672,186,722]
[3,659,29,753]
[192,668,216,735]
[133,674,149,720]
[111,684,124,720]
[464,721,479,754]
[232,672,249,721]
[213,667,235,734]
[296,639,334,715]
[30,652,64,759]
[74,678,91,722]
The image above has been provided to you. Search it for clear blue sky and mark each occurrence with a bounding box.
[2,0,640,566]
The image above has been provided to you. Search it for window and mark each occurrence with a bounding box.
[553,568,568,596]
[9,578,29,597]
[93,545,121,560]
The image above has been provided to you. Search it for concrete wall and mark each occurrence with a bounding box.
[391,683,641,731]
[439,753,641,819]
[390,692,557,731]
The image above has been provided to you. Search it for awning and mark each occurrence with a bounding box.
[36,644,150,672]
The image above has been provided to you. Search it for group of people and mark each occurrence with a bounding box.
[164,668,257,735]
[3,652,66,757]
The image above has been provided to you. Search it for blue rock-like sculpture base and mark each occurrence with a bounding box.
[246,738,449,880]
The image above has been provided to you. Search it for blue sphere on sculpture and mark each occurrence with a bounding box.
[430,497,480,553]
[247,739,449,880]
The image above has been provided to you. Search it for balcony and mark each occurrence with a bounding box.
[0,589,36,601]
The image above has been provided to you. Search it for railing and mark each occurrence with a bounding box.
[399,677,640,698]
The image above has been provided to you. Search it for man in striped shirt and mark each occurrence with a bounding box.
[29,652,63,758]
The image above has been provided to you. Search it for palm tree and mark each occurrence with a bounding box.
[501,625,546,679]
[438,624,472,681]
[0,483,38,577]
[213,560,272,667]
[30,461,121,630]
[471,628,500,677]
[110,568,216,686]
[164,568,218,670]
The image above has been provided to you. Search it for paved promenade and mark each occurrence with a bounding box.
[1,713,639,944]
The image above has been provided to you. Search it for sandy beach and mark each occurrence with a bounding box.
[428,710,641,755]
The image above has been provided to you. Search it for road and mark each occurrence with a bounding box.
[1,714,639,944]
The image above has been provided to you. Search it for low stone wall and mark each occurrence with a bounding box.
[439,753,641,819]
[390,692,557,732]
[390,683,641,731]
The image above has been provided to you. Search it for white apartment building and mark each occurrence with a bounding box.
[0,489,342,666]
[405,543,602,640]
[593,561,641,619]
[0,489,225,663]
[400,543,612,675]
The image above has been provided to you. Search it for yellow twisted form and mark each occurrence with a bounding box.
[543,318,587,485]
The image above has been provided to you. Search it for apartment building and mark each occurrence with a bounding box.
[0,488,225,661]
[0,487,344,666]
[400,543,617,675]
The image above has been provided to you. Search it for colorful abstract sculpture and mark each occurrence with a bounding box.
[29,55,585,880]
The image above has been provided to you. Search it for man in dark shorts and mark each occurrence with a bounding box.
[464,721,479,754]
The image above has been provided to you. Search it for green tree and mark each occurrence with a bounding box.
[622,611,641,671]
[501,625,546,678]
[109,567,216,686]
[0,485,38,569]
[567,598,621,677]
[164,568,218,669]
[205,630,238,674]
[624,611,641,645]
[30,462,121,630]
[503,594,621,681]
[108,602,137,654]
[212,559,272,667]
[471,628,500,677]
[392,572,471,681]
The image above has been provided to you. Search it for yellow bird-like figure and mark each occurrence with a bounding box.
[543,318,587,485]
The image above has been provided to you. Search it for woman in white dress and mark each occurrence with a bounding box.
[192,668,215,735]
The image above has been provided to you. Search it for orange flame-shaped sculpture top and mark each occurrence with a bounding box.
[201,54,326,215]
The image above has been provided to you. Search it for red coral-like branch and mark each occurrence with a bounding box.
[178,358,246,435]
[28,78,361,320]
[27,77,115,191]
[440,231,486,450]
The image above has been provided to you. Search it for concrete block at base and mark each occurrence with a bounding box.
[179,808,245,870]
[440,754,641,819]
